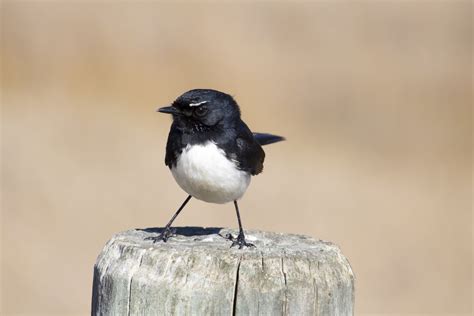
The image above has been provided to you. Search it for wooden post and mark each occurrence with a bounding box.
[91,227,354,315]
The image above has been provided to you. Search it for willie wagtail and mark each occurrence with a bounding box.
[148,89,284,248]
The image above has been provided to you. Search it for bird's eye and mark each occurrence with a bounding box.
[194,106,208,117]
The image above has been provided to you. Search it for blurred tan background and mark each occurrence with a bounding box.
[1,1,472,315]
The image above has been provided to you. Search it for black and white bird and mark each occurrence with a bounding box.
[148,89,284,248]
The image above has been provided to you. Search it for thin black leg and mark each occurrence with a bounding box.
[234,200,245,235]
[146,195,192,243]
[227,200,255,249]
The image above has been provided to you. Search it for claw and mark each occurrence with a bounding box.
[145,227,176,243]
[226,232,255,249]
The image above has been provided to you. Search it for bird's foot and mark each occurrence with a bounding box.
[225,232,255,249]
[145,227,176,243]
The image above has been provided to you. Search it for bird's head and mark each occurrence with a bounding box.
[157,89,241,131]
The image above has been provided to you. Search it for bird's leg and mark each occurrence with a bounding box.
[226,200,255,249]
[146,195,192,243]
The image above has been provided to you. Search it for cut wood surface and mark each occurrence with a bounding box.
[92,227,354,315]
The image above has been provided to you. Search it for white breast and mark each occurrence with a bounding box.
[171,142,251,204]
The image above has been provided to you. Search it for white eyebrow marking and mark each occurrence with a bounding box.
[189,101,208,107]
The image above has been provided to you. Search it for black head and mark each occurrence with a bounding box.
[158,89,241,130]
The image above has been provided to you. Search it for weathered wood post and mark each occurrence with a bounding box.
[92,227,354,315]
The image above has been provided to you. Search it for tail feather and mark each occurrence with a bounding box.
[253,133,285,146]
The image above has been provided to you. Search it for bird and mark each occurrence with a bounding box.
[148,89,284,248]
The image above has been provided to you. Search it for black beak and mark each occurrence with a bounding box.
[157,106,179,115]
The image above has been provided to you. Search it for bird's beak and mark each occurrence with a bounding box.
[156,106,179,115]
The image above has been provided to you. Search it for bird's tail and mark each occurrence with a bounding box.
[253,133,285,146]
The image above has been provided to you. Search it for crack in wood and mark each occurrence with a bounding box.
[231,255,242,316]
[281,255,288,315]
[127,249,146,316]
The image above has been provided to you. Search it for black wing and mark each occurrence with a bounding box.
[230,121,266,175]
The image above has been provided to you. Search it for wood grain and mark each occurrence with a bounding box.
[92,227,354,315]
